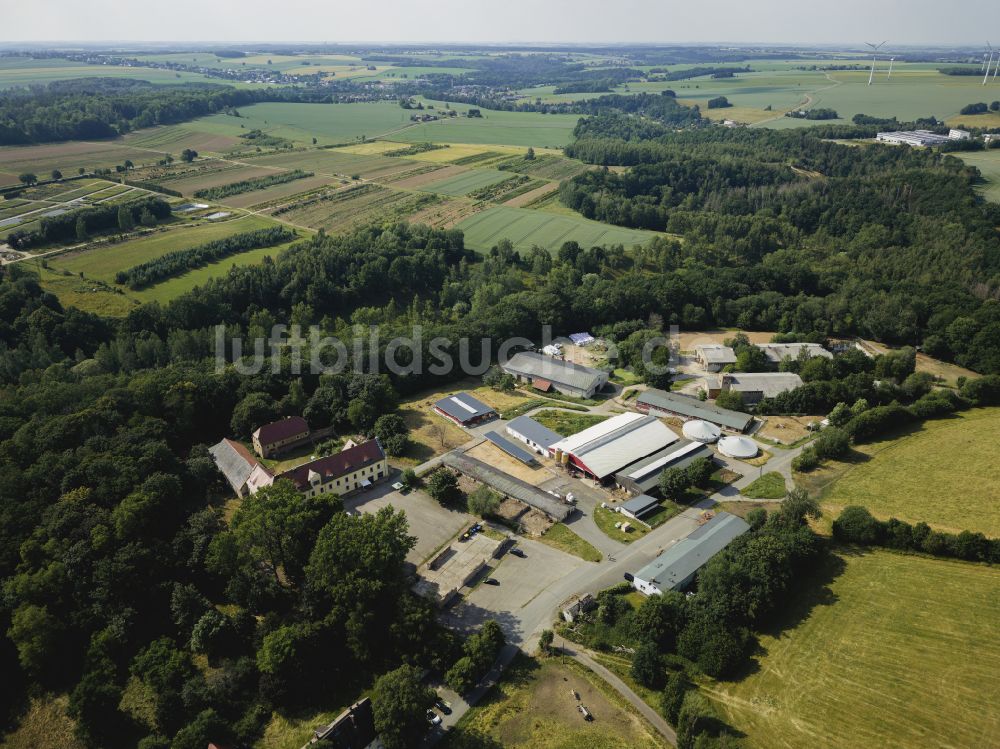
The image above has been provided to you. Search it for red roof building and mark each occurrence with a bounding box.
[277,439,387,498]
[252,416,310,458]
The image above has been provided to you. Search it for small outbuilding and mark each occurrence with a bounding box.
[619,494,662,521]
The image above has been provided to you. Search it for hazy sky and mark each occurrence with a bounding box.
[3,0,999,45]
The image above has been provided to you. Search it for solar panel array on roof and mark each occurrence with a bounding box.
[484,431,538,465]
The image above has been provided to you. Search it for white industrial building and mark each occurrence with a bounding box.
[551,411,678,480]
[876,130,952,147]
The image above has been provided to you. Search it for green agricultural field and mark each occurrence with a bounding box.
[188,102,417,145]
[246,149,422,181]
[705,550,1000,749]
[416,168,510,196]
[0,139,166,177]
[395,104,581,147]
[49,215,281,284]
[810,407,1000,536]
[444,655,667,749]
[954,149,1000,202]
[0,57,224,88]
[455,205,661,254]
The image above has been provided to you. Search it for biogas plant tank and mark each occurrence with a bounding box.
[717,436,758,459]
[682,419,721,443]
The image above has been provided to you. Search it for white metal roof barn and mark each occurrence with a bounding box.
[552,412,678,479]
[718,435,759,459]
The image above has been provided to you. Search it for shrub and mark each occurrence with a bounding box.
[832,506,881,544]
[792,446,819,472]
[631,642,666,689]
[813,426,851,460]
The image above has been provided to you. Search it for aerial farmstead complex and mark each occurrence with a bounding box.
[5,27,1000,749]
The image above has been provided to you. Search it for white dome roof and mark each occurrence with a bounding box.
[682,419,722,443]
[718,436,758,459]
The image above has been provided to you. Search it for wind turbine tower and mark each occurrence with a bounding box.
[866,41,887,85]
[887,57,895,79]
[985,43,995,86]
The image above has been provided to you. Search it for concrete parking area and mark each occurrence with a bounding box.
[348,482,472,567]
[442,535,591,644]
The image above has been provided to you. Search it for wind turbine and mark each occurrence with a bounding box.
[985,43,995,86]
[866,41,887,85]
[886,57,895,79]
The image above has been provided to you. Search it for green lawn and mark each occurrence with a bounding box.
[594,505,648,543]
[704,550,1000,749]
[532,409,608,437]
[455,205,661,254]
[537,523,602,562]
[741,471,787,499]
[814,407,1000,536]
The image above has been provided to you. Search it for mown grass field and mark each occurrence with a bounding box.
[806,407,1000,536]
[49,215,281,283]
[189,102,416,145]
[955,149,1000,202]
[456,205,661,254]
[444,655,666,749]
[395,106,581,148]
[705,550,1000,749]
[248,149,422,181]
[416,168,511,196]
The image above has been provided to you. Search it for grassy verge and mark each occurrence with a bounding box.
[537,523,602,562]
[741,471,787,499]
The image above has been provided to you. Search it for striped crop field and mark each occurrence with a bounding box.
[415,168,511,196]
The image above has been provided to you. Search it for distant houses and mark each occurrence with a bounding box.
[501,351,608,398]
[252,415,310,458]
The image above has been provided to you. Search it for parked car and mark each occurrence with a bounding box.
[426,709,442,726]
[435,699,452,714]
[509,548,526,558]
[484,578,500,586]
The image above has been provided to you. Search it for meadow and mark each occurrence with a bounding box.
[188,102,417,145]
[49,215,284,283]
[455,205,661,253]
[809,407,1000,536]
[955,148,1000,202]
[705,550,1000,749]
[395,105,581,148]
[444,655,667,749]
